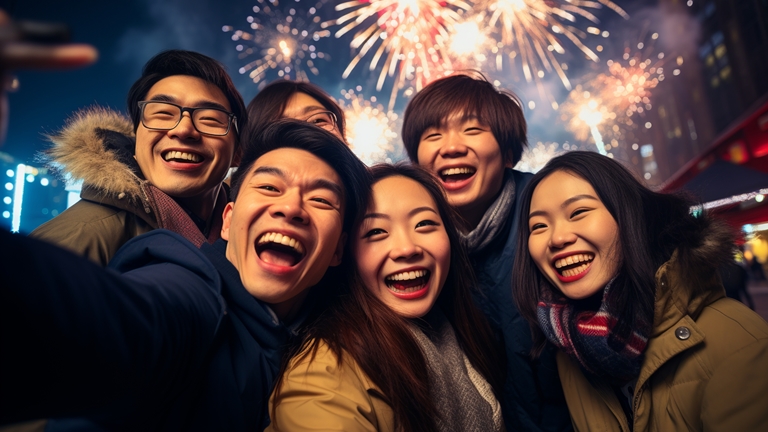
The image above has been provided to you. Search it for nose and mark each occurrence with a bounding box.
[438,132,468,158]
[389,230,423,261]
[548,223,577,250]
[270,190,309,225]
[168,112,201,141]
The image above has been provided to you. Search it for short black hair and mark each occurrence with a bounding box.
[402,72,527,165]
[230,119,370,233]
[246,79,346,139]
[126,50,246,145]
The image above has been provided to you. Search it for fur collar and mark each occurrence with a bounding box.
[43,107,143,200]
[653,216,735,335]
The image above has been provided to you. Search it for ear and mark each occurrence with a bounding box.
[220,202,235,241]
[231,147,242,167]
[329,232,347,267]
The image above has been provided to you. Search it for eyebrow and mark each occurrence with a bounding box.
[292,105,327,118]
[362,206,438,220]
[528,194,599,219]
[251,165,344,200]
[147,94,231,112]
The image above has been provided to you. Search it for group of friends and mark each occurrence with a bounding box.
[1,27,767,432]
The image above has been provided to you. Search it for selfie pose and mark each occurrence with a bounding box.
[267,164,505,432]
[513,151,768,431]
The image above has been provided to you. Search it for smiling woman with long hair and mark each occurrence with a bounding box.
[266,164,505,432]
[513,151,768,431]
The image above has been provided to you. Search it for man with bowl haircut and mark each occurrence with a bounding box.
[402,73,572,431]
[0,120,371,432]
[31,49,246,265]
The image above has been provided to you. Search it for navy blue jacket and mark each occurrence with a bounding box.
[469,169,572,432]
[0,229,289,431]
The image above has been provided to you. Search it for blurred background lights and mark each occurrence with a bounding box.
[2,211,9,218]
[3,197,10,204]
[40,178,49,187]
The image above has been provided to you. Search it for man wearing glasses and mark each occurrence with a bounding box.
[31,50,246,265]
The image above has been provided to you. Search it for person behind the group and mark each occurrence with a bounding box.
[31,49,246,265]
[267,164,505,432]
[0,119,371,432]
[513,151,768,431]
[246,79,345,140]
[401,72,571,431]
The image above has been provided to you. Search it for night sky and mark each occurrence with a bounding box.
[2,0,697,167]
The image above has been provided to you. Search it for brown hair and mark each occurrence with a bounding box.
[272,163,504,431]
[245,79,345,139]
[402,72,527,165]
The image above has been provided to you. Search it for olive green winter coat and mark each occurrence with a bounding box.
[557,223,768,431]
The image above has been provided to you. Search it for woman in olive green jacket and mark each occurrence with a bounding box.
[513,151,768,431]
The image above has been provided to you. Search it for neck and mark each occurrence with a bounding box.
[270,289,310,323]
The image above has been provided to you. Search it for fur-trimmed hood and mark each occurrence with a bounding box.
[653,216,735,335]
[44,106,144,202]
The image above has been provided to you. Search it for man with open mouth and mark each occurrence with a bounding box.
[30,49,246,266]
[402,73,572,432]
[0,120,372,432]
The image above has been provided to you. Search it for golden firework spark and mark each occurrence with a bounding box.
[516,141,578,173]
[560,33,682,156]
[467,0,628,97]
[339,88,402,165]
[224,0,330,85]
[329,0,471,108]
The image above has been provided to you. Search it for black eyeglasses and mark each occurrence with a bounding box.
[302,111,338,133]
[138,101,238,136]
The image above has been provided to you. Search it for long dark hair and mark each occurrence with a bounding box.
[272,163,504,432]
[246,79,346,139]
[512,151,718,356]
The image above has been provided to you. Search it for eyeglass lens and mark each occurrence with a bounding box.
[142,102,230,135]
[305,112,336,132]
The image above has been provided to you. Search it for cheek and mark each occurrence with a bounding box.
[416,143,434,166]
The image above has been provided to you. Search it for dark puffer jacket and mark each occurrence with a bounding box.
[469,168,572,432]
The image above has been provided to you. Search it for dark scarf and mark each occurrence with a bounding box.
[536,279,651,382]
[460,169,516,254]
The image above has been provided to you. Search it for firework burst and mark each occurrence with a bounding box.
[329,0,471,109]
[516,141,578,173]
[339,88,402,165]
[223,0,331,85]
[560,33,680,155]
[464,0,628,100]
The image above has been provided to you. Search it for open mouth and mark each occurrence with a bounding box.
[554,253,594,278]
[256,232,306,267]
[163,150,203,163]
[439,167,476,183]
[385,269,430,293]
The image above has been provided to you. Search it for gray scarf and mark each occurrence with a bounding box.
[409,309,504,432]
[460,170,516,254]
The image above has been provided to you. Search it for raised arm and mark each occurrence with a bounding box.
[0,230,225,427]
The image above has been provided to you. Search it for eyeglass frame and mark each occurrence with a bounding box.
[137,100,239,136]
[301,110,339,133]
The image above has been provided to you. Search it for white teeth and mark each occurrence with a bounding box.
[164,151,202,162]
[440,167,475,176]
[257,232,305,255]
[386,269,427,281]
[554,254,594,269]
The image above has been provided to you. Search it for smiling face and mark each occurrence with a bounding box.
[416,112,507,228]
[134,75,236,205]
[282,92,343,140]
[221,148,346,319]
[527,170,621,300]
[354,175,451,318]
